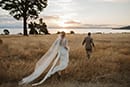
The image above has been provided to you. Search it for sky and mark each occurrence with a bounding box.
[0,0,130,28]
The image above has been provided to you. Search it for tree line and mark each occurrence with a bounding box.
[1,18,49,35]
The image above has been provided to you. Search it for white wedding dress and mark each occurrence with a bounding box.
[19,36,69,86]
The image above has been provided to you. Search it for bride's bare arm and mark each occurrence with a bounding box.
[64,39,68,50]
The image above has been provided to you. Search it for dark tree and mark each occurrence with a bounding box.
[28,22,38,35]
[38,18,49,34]
[3,29,10,35]
[56,31,61,34]
[70,31,75,34]
[0,0,47,36]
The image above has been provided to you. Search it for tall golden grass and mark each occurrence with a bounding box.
[0,33,130,87]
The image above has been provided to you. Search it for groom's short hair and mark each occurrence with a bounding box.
[88,32,91,36]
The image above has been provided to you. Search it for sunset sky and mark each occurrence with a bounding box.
[0,0,130,28]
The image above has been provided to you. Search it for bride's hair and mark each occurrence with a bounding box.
[60,31,66,38]
[61,31,65,35]
[61,31,65,34]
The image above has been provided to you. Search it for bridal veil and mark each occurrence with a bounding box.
[19,36,69,86]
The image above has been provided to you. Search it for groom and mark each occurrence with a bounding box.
[82,32,95,59]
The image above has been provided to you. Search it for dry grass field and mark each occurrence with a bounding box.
[0,33,130,87]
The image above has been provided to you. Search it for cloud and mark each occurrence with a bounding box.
[0,15,22,27]
[49,0,72,7]
[104,0,129,2]
[47,0,76,14]
[39,15,61,27]
[82,23,122,28]
[89,0,130,2]
[43,15,60,20]
[65,20,81,25]
[50,0,72,3]
[39,15,83,28]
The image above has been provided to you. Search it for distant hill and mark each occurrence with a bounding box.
[120,26,130,29]
[113,25,130,30]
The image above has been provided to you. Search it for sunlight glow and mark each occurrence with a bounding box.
[58,21,68,27]
[58,15,71,27]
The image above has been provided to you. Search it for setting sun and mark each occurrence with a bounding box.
[59,21,66,27]
[58,20,68,27]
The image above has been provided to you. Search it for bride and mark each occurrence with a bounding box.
[19,31,69,86]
